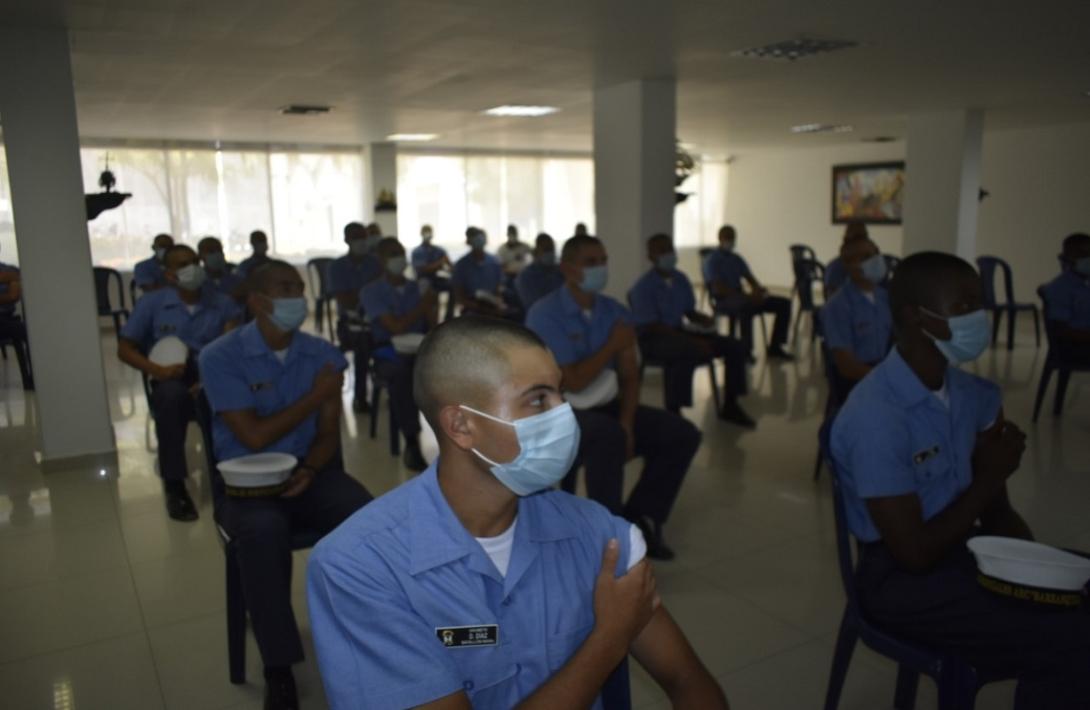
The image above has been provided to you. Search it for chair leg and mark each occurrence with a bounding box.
[1032,364,1054,423]
[936,664,977,710]
[813,446,824,480]
[823,610,859,710]
[1054,369,1072,416]
[13,340,33,391]
[893,665,920,710]
[388,394,401,457]
[225,545,247,684]
[707,361,721,413]
[1006,307,1016,351]
[369,386,381,439]
[1032,308,1041,348]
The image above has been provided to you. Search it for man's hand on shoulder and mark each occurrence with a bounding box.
[591,539,659,656]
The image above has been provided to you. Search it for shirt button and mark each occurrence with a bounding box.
[463,680,474,691]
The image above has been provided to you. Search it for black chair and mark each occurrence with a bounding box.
[193,390,324,685]
[818,420,1010,710]
[306,257,335,341]
[93,266,130,337]
[976,256,1040,350]
[0,312,34,390]
[1032,286,1089,422]
[368,357,402,458]
[883,254,901,278]
[792,258,826,344]
[129,277,141,308]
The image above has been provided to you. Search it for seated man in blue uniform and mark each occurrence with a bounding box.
[527,235,702,560]
[515,233,564,312]
[630,234,754,427]
[360,237,439,471]
[703,225,793,360]
[452,227,510,318]
[831,252,1090,708]
[1043,232,1090,365]
[330,221,383,413]
[236,229,271,278]
[197,235,245,303]
[133,232,174,293]
[118,244,242,521]
[823,221,869,297]
[199,260,373,710]
[307,316,729,710]
[821,236,893,402]
[0,256,32,389]
[412,224,453,318]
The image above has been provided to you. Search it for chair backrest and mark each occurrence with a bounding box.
[795,259,826,309]
[789,244,817,265]
[977,255,1020,308]
[307,257,335,298]
[882,254,900,279]
[93,266,124,315]
[818,418,864,615]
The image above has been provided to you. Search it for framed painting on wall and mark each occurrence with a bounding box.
[832,161,905,224]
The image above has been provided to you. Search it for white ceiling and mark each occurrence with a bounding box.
[4,0,1090,154]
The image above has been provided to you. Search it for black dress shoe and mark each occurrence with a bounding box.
[767,345,795,361]
[264,672,299,710]
[719,399,757,429]
[402,440,429,472]
[634,517,675,561]
[352,397,370,414]
[165,487,198,522]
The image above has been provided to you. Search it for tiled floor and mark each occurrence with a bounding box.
[0,317,1085,709]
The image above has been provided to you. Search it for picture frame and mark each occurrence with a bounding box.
[831,161,905,225]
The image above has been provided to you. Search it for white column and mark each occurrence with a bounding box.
[593,79,676,299]
[0,26,116,462]
[368,142,398,237]
[902,110,984,259]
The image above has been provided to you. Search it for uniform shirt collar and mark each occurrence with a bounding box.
[239,320,319,360]
[559,283,592,316]
[161,286,216,309]
[880,347,946,408]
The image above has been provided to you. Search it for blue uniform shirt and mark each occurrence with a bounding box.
[452,252,503,297]
[329,254,382,315]
[526,286,631,367]
[236,254,270,278]
[133,256,166,290]
[830,348,1001,543]
[0,261,19,316]
[824,257,848,294]
[359,277,427,346]
[120,287,241,352]
[702,249,752,291]
[198,322,347,461]
[515,262,564,312]
[204,271,244,300]
[1043,270,1090,330]
[821,282,893,365]
[628,268,697,329]
[307,463,634,710]
[411,244,449,273]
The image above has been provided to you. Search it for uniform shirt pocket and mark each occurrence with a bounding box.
[458,647,520,706]
[545,622,594,672]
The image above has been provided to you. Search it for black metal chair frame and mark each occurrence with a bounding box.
[1032,286,1089,422]
[976,256,1040,350]
[93,266,131,338]
[306,257,336,341]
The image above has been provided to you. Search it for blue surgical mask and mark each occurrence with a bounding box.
[921,308,990,365]
[460,402,581,496]
[176,264,206,291]
[580,265,608,293]
[154,247,167,261]
[269,297,308,332]
[655,253,678,271]
[470,234,487,250]
[1075,256,1090,278]
[366,234,382,250]
[385,256,407,276]
[204,251,226,271]
[860,254,888,285]
[349,239,369,257]
[422,231,433,243]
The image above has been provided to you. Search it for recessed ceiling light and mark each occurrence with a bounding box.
[279,104,331,116]
[791,124,854,134]
[732,37,858,62]
[386,133,438,142]
[483,105,560,117]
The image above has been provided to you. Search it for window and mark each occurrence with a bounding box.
[675,160,729,247]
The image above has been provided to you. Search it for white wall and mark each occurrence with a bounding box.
[977,122,1090,300]
[723,141,906,289]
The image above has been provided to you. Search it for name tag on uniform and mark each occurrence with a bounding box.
[249,381,273,392]
[435,624,499,648]
[913,445,940,465]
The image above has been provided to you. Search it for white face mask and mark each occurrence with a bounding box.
[460,402,581,496]
[175,264,206,291]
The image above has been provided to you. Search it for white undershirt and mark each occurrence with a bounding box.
[932,382,950,408]
[475,519,647,577]
[185,304,199,315]
[861,290,876,304]
[273,348,289,364]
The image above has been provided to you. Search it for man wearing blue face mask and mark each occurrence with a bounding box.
[452,227,510,317]
[831,252,1090,708]
[629,233,754,427]
[331,221,384,412]
[199,260,373,710]
[119,244,242,521]
[1043,232,1090,365]
[307,316,729,710]
[197,235,245,303]
[526,235,702,560]
[133,232,174,294]
[236,229,272,278]
[821,236,893,400]
[515,232,564,312]
[360,237,439,471]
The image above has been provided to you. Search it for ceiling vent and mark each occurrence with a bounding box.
[279,105,331,116]
[791,124,854,134]
[862,136,898,143]
[732,38,858,62]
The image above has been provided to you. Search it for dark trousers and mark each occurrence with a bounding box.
[150,379,196,482]
[337,318,370,404]
[373,356,421,438]
[639,330,747,411]
[220,468,372,667]
[0,316,33,389]
[722,295,792,352]
[858,542,1090,708]
[567,401,700,523]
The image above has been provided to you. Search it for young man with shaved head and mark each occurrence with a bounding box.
[197,235,245,303]
[831,252,1090,707]
[199,260,372,710]
[821,236,893,400]
[1043,232,1090,364]
[308,316,728,710]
